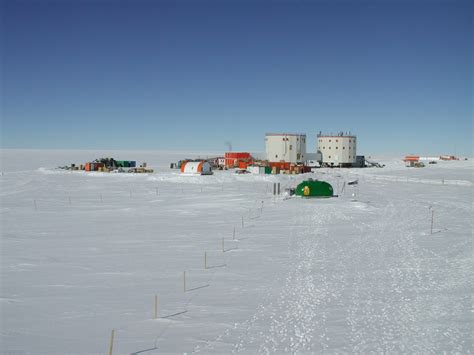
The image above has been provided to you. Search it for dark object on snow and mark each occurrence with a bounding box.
[295,179,333,197]
[348,180,359,185]
[365,159,385,168]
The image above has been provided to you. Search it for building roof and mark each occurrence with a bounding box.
[317,131,356,138]
[265,133,306,137]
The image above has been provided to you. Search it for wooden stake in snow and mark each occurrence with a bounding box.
[108,329,115,355]
[430,210,434,235]
[183,271,186,292]
[154,295,158,319]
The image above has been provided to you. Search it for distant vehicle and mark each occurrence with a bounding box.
[235,169,250,174]
[428,161,437,164]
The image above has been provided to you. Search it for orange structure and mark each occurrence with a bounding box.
[225,152,253,168]
[85,162,104,171]
[403,156,420,162]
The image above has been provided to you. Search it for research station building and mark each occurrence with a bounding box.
[317,132,357,167]
[265,133,307,169]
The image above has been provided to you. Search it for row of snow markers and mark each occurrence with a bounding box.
[107,213,253,354]
[31,181,269,354]
[31,176,270,211]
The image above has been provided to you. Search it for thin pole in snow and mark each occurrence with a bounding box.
[108,329,115,355]
[222,237,225,253]
[154,295,159,319]
[430,210,434,235]
[204,252,208,269]
[183,271,186,292]
[33,199,37,211]
[233,226,236,240]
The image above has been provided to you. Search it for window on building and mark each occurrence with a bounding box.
[289,145,293,150]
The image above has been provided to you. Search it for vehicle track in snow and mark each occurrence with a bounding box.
[192,179,472,353]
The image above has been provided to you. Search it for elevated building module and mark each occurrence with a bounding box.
[317,132,356,167]
[265,133,307,169]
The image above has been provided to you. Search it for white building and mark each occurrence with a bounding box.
[317,132,357,167]
[265,133,307,167]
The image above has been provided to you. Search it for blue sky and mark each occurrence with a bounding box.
[2,0,472,155]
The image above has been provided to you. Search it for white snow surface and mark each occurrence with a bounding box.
[1,150,473,354]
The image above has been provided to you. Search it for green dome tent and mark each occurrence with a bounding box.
[295,180,333,198]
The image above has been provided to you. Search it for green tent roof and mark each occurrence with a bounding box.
[295,180,333,197]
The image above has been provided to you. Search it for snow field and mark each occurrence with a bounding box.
[1,153,473,354]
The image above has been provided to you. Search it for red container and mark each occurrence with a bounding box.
[85,162,104,171]
[404,156,420,162]
[225,152,251,159]
[238,161,248,169]
[225,152,251,168]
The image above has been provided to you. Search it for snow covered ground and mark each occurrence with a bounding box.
[1,150,473,354]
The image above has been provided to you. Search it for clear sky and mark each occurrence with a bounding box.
[2,0,473,156]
